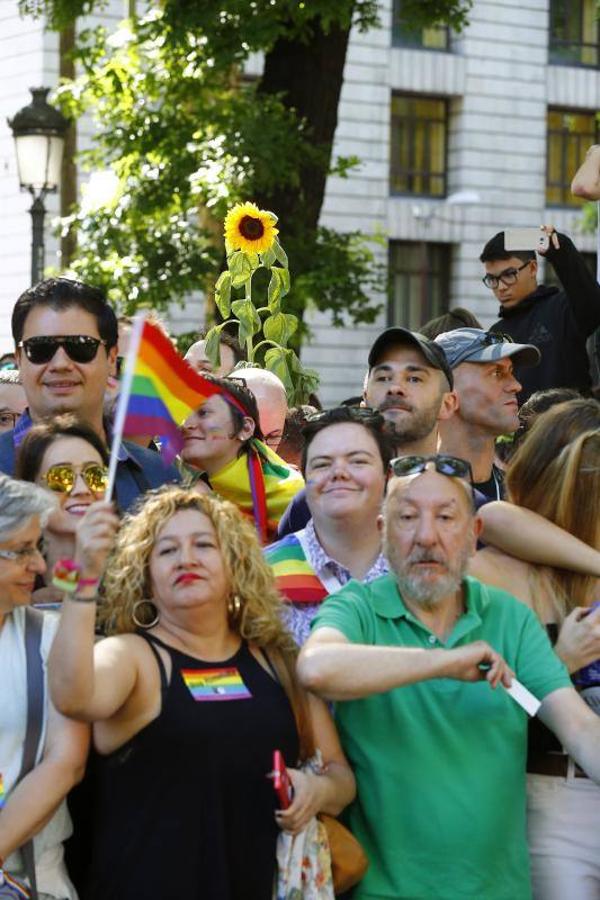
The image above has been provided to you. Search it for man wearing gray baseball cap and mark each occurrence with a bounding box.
[434,328,540,501]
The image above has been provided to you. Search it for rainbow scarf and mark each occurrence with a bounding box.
[210,440,304,542]
[264,533,329,603]
[123,320,246,463]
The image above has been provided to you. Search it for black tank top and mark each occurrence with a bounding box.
[84,634,299,900]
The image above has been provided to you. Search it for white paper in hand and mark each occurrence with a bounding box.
[503,677,540,717]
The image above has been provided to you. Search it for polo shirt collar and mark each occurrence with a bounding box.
[370,574,489,643]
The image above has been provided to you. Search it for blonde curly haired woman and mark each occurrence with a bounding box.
[48,487,354,900]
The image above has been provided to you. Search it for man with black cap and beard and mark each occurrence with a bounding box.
[276,327,456,536]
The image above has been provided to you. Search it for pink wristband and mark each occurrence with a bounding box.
[78,576,100,588]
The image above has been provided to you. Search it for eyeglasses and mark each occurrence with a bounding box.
[0,411,20,430]
[305,406,382,424]
[389,454,473,482]
[18,335,107,365]
[41,462,109,495]
[0,544,43,564]
[482,261,530,290]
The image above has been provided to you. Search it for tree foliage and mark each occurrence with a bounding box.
[20,0,472,345]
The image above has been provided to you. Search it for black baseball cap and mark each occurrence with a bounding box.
[368,327,454,390]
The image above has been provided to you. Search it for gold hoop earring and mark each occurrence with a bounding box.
[132,599,160,629]
[227,594,242,621]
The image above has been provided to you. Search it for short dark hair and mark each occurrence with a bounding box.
[300,406,396,475]
[204,373,263,442]
[15,414,109,483]
[420,307,482,339]
[480,232,536,265]
[12,277,119,349]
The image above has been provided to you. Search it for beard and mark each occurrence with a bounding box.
[379,397,441,445]
[385,541,472,610]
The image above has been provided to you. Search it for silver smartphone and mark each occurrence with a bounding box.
[504,228,549,252]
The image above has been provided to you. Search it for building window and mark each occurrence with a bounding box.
[549,0,599,67]
[547,108,600,207]
[390,95,447,197]
[388,241,451,329]
[391,0,449,50]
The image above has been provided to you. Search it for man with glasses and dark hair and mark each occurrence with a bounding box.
[480,227,600,403]
[0,277,179,510]
[299,458,600,899]
[435,327,540,501]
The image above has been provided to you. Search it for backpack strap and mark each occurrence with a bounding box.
[16,607,45,900]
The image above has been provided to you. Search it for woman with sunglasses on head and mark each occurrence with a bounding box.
[0,474,89,899]
[48,487,355,899]
[15,415,109,608]
[469,398,600,899]
[180,375,304,542]
[265,406,396,646]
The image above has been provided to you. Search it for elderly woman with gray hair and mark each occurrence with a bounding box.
[0,474,89,899]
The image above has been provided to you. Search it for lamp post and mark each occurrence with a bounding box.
[8,87,69,285]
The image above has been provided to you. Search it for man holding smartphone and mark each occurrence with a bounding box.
[480,226,600,403]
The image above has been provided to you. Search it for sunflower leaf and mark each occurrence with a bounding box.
[260,245,277,268]
[231,298,261,345]
[243,251,260,269]
[203,324,225,369]
[264,347,294,396]
[214,270,232,317]
[272,240,288,269]
[263,312,290,347]
[228,251,253,287]
[267,268,282,308]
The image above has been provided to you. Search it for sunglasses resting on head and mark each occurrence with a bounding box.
[18,335,107,365]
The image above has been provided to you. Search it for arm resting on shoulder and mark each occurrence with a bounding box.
[479,501,600,577]
[297,628,511,702]
[0,704,89,861]
[539,686,600,783]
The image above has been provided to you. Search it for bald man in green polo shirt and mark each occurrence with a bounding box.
[299,458,600,899]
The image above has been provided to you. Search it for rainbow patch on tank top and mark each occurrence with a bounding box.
[181,667,252,701]
[0,774,5,808]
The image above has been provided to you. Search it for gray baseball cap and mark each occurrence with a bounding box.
[368,327,454,389]
[434,327,541,369]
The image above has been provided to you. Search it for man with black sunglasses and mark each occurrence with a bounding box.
[481,227,600,403]
[0,277,180,510]
[300,459,600,899]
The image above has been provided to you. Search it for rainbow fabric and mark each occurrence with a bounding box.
[181,667,252,702]
[0,773,5,809]
[264,533,329,604]
[124,320,245,463]
[210,440,304,542]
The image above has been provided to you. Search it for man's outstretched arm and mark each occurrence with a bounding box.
[297,628,512,701]
[571,145,600,200]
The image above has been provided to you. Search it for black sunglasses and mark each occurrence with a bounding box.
[389,454,473,482]
[18,335,107,365]
[305,406,382,424]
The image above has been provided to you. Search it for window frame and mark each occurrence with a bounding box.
[388,240,451,329]
[546,106,600,208]
[391,0,450,51]
[390,93,449,198]
[549,0,600,69]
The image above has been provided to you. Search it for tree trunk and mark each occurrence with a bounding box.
[59,24,77,268]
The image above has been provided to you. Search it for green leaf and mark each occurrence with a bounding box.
[278,267,291,297]
[263,312,289,346]
[228,251,253,288]
[214,270,232,318]
[284,313,298,337]
[267,268,282,308]
[273,239,288,269]
[204,325,224,369]
[243,251,260,269]
[231,298,261,345]
[264,347,294,397]
[260,245,277,268]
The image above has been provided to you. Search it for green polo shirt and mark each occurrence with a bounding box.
[311,575,570,900]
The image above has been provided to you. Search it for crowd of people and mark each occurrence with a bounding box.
[0,215,599,900]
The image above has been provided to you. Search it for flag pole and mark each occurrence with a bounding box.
[105,312,146,502]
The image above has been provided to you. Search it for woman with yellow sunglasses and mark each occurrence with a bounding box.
[15,415,109,607]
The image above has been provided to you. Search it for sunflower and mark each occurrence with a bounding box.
[224,202,278,255]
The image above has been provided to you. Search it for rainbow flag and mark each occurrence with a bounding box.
[181,667,252,702]
[122,319,245,463]
[265,534,329,603]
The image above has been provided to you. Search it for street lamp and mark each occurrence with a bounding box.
[8,87,69,285]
